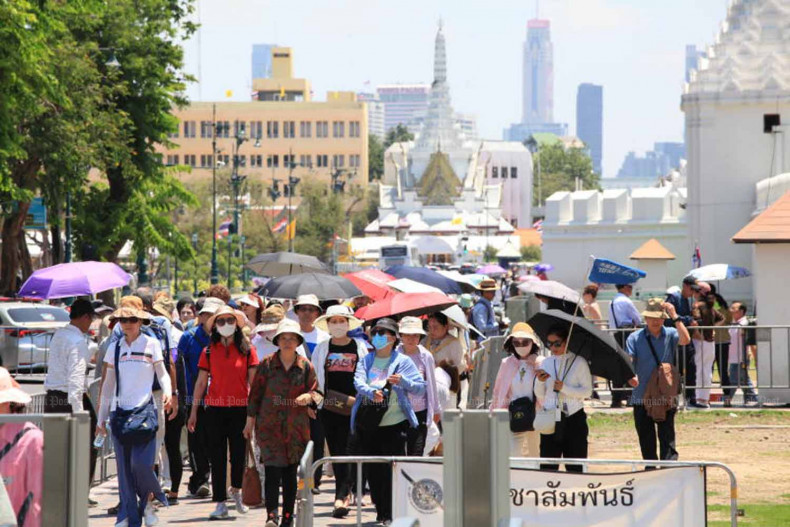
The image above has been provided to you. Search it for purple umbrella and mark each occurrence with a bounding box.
[534,263,554,273]
[18,261,132,299]
[476,264,507,276]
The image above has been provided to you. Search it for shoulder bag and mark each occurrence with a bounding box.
[355,358,397,432]
[110,340,159,446]
[241,439,263,506]
[508,376,536,432]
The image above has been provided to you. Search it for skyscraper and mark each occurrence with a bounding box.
[251,43,276,79]
[522,19,553,124]
[576,83,603,175]
[684,44,705,83]
[376,84,430,133]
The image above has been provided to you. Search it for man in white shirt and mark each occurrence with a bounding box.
[44,298,98,490]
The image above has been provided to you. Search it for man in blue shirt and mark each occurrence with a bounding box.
[626,298,690,462]
[471,279,500,341]
[665,275,701,406]
[178,296,224,497]
[609,282,642,407]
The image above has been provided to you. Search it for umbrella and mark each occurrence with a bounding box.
[517,275,540,283]
[528,310,635,385]
[533,263,554,273]
[477,264,507,276]
[517,280,581,305]
[440,304,484,338]
[436,270,478,293]
[344,269,395,301]
[17,261,132,299]
[588,257,646,285]
[388,278,443,294]
[355,292,457,320]
[245,252,328,277]
[688,264,751,281]
[384,265,463,295]
[261,273,361,300]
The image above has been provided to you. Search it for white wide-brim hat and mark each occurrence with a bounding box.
[314,304,362,332]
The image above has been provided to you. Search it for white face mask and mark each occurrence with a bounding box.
[515,342,533,357]
[217,322,236,338]
[328,321,350,339]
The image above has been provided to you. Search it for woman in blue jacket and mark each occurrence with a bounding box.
[351,317,425,525]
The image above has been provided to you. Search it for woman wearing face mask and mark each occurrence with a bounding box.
[252,304,287,359]
[310,305,368,518]
[187,306,259,520]
[490,323,544,457]
[534,324,592,473]
[424,312,466,405]
[351,318,426,525]
[396,317,439,457]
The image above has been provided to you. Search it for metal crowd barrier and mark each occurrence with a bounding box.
[0,325,58,373]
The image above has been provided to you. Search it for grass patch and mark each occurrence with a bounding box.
[709,503,790,526]
[587,409,790,432]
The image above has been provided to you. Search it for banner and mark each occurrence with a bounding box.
[588,257,647,285]
[393,461,706,526]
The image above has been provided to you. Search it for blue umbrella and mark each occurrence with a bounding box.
[588,257,647,285]
[383,265,463,295]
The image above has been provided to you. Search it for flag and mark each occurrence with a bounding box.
[692,243,702,269]
[279,86,286,99]
[285,219,296,240]
[271,206,288,233]
[225,89,233,98]
[588,257,647,285]
[532,219,543,232]
[217,218,232,238]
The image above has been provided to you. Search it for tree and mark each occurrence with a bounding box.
[293,181,344,262]
[520,244,542,262]
[384,124,414,148]
[483,245,498,263]
[533,143,600,206]
[368,134,384,181]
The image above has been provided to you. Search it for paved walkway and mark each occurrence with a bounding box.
[88,473,380,527]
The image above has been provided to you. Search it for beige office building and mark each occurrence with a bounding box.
[158,47,368,195]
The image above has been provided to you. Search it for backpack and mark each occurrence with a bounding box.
[642,334,679,422]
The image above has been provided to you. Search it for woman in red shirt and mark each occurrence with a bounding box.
[188,306,259,520]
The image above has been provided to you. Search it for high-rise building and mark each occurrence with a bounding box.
[684,44,705,83]
[576,83,603,175]
[358,92,386,140]
[615,142,685,179]
[376,84,430,134]
[522,19,553,124]
[252,44,276,80]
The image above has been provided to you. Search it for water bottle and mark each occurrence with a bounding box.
[93,434,105,450]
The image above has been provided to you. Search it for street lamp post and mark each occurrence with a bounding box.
[191,233,199,296]
[210,104,223,284]
[285,148,301,253]
[64,191,72,263]
[227,128,248,290]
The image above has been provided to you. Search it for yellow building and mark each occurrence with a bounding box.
[158,46,368,197]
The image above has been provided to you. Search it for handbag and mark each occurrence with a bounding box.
[323,352,356,416]
[533,405,556,435]
[508,376,537,432]
[242,440,263,507]
[355,359,397,432]
[110,341,158,445]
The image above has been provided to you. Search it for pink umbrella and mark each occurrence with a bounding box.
[355,292,457,320]
[344,269,396,301]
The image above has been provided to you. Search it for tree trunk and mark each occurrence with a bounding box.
[0,202,32,295]
[50,222,62,265]
[19,229,33,280]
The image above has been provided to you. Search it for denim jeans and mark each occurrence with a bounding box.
[111,427,166,526]
[728,363,758,402]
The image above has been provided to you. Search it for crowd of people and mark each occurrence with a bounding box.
[0,267,762,527]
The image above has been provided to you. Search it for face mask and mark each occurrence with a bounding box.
[328,322,349,339]
[371,333,390,350]
[515,344,532,357]
[217,322,236,338]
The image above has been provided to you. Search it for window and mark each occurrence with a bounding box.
[218,154,230,166]
[332,155,345,168]
[183,121,196,138]
[267,155,279,168]
[250,155,263,167]
[511,166,518,179]
[234,120,247,137]
[349,121,361,138]
[218,121,230,138]
[200,121,213,138]
[168,127,179,138]
[299,121,312,138]
[350,154,361,168]
[316,121,328,138]
[283,121,295,138]
[200,154,209,167]
[299,155,312,167]
[165,154,179,165]
[501,167,508,179]
[267,121,279,138]
[283,154,295,168]
[236,155,247,167]
[492,166,498,178]
[316,154,328,167]
[332,121,345,138]
[184,154,196,167]
[250,121,263,140]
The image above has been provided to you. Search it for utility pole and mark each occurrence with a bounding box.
[64,191,72,263]
[286,147,300,253]
[210,103,220,284]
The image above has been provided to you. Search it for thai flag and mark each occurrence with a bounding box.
[692,243,702,269]
[272,217,288,233]
[532,219,543,232]
[217,219,231,238]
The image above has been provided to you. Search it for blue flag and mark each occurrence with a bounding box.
[588,258,646,285]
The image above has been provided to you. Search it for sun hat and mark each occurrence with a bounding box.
[315,304,362,332]
[237,294,262,309]
[152,297,176,321]
[272,319,305,347]
[504,322,540,349]
[254,304,286,333]
[108,306,152,324]
[398,316,426,336]
[641,298,669,319]
[294,294,322,312]
[119,295,145,311]
[198,297,226,316]
[458,294,474,309]
[91,300,114,316]
[0,367,31,405]
[477,278,498,292]
[207,305,247,332]
[371,317,399,336]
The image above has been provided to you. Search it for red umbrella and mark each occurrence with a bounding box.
[355,292,457,321]
[344,269,396,301]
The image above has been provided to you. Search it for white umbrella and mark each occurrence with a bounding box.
[441,304,484,338]
[388,278,444,294]
[688,264,751,281]
[517,280,581,304]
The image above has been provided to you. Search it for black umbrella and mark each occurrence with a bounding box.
[261,272,361,300]
[246,252,328,277]
[528,309,635,385]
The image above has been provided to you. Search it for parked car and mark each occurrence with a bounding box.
[0,302,98,373]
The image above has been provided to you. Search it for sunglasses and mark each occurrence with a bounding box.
[547,340,564,348]
[119,317,140,324]
[215,317,237,327]
[371,329,392,337]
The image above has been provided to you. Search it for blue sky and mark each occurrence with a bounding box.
[182,0,729,178]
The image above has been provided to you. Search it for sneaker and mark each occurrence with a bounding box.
[88,497,98,508]
[161,479,172,493]
[280,512,294,527]
[265,512,279,527]
[197,484,211,498]
[114,520,129,527]
[143,503,159,526]
[231,488,248,514]
[108,503,121,515]
[209,502,229,520]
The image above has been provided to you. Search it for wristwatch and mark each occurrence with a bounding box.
[672,318,680,324]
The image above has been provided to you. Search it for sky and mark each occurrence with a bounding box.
[181,0,730,178]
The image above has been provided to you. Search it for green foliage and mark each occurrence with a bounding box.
[368,134,384,181]
[293,180,344,262]
[520,244,542,262]
[483,245,498,263]
[534,143,600,205]
[384,124,414,148]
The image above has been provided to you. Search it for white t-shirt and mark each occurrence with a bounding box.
[510,361,536,401]
[104,333,163,411]
[435,367,452,412]
[252,333,307,360]
[299,326,329,360]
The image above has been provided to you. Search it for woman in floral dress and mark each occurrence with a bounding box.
[245,319,321,527]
